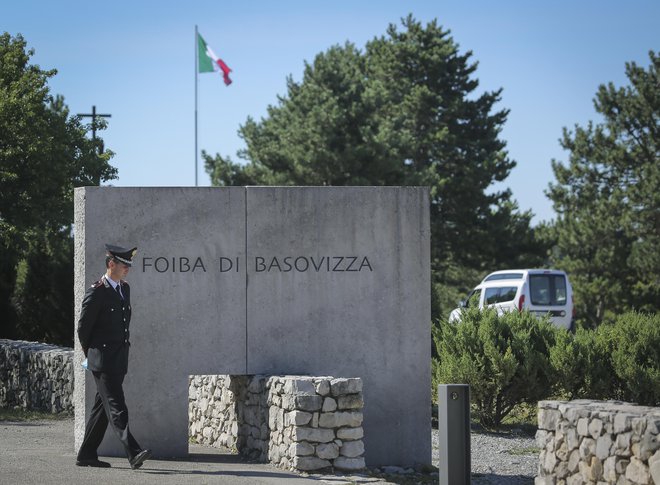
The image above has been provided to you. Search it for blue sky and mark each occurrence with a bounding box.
[3,0,658,223]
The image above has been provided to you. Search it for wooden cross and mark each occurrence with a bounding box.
[77,105,111,153]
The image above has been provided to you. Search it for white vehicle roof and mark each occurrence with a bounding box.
[480,269,567,283]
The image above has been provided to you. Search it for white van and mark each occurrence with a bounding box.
[448,269,575,330]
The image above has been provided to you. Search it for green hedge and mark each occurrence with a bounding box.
[433,310,660,428]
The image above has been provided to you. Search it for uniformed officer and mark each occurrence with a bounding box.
[76,244,152,469]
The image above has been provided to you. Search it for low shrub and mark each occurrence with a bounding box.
[434,307,557,428]
[607,311,660,406]
[549,327,615,400]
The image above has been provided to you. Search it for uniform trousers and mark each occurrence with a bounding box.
[77,371,142,461]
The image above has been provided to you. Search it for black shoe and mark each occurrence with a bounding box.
[129,449,152,470]
[76,458,111,468]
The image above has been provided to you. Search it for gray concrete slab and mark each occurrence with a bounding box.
[74,187,247,457]
[246,187,431,466]
[73,186,431,467]
[0,418,321,485]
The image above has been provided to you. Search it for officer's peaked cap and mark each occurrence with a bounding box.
[105,244,137,266]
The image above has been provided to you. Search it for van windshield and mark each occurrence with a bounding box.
[485,287,518,304]
[529,275,567,306]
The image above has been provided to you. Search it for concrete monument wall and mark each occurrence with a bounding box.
[74,186,430,466]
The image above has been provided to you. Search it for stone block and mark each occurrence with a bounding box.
[579,437,596,460]
[567,449,580,473]
[577,418,589,436]
[650,455,660,485]
[333,456,366,471]
[295,395,323,412]
[319,411,363,428]
[589,418,604,439]
[330,378,363,396]
[337,427,364,441]
[292,427,335,443]
[284,378,317,396]
[316,442,340,460]
[338,394,364,410]
[625,457,650,484]
[287,410,312,426]
[289,441,315,457]
[614,413,635,434]
[315,380,330,396]
[616,432,632,456]
[534,477,554,485]
[340,440,365,458]
[596,433,613,460]
[292,456,332,471]
[322,397,337,412]
[539,408,561,431]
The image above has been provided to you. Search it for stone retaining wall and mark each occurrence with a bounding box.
[0,339,73,413]
[189,374,366,472]
[536,400,660,484]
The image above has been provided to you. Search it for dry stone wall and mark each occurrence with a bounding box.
[189,374,366,472]
[0,339,73,413]
[536,400,660,485]
[188,375,269,460]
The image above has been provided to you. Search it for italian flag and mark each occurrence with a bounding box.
[197,33,232,86]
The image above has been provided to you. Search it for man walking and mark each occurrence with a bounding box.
[76,244,151,469]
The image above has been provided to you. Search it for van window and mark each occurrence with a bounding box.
[530,275,567,306]
[485,273,523,281]
[484,287,518,304]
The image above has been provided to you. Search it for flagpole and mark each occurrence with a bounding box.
[194,25,199,187]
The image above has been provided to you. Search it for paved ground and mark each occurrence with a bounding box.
[0,418,323,485]
[0,416,537,484]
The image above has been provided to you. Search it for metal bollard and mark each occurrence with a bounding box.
[437,384,471,485]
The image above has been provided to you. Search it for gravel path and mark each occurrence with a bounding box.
[433,428,538,485]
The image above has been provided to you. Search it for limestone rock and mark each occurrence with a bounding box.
[340,440,364,458]
[292,427,335,443]
[337,427,364,441]
[284,378,317,396]
[287,410,312,426]
[589,418,604,439]
[292,456,332,471]
[295,395,323,412]
[322,397,337,412]
[333,456,366,471]
[596,433,613,460]
[614,413,634,434]
[540,408,561,431]
[330,378,362,396]
[319,411,363,428]
[567,449,581,473]
[289,441,315,457]
[577,417,589,436]
[625,456,650,484]
[316,442,340,459]
[315,380,330,396]
[649,453,660,485]
[338,394,364,410]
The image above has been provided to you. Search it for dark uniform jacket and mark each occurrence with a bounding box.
[77,276,132,375]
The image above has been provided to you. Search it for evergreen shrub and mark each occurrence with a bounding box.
[434,307,557,428]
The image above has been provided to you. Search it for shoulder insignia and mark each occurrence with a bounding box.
[90,279,103,289]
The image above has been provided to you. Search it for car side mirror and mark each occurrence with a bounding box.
[459,300,467,308]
